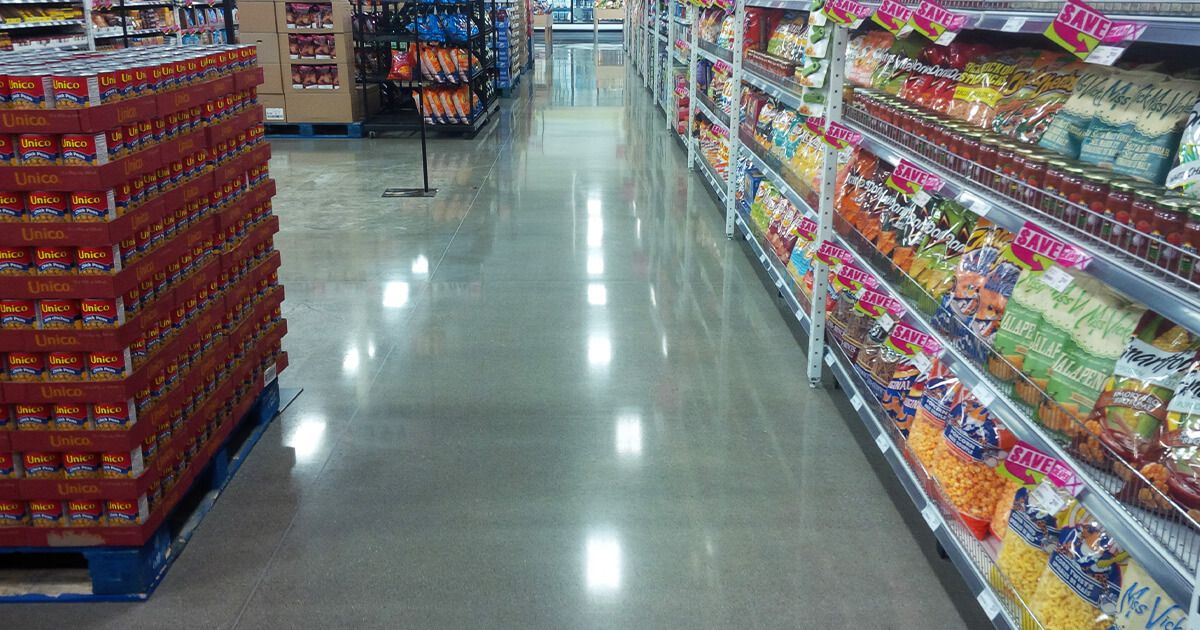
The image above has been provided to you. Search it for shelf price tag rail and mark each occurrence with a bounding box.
[839,104,1200,339]
[732,213,813,335]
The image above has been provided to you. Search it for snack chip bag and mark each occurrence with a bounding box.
[1029,518,1127,630]
[909,357,961,468]
[1084,313,1200,471]
[1157,358,1200,512]
[928,391,1017,539]
[388,50,415,81]
[997,482,1078,606]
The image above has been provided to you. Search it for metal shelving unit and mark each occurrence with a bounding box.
[353,0,499,138]
[633,0,1200,626]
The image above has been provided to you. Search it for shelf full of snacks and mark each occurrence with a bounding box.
[0,45,288,550]
[0,0,88,52]
[633,0,1200,627]
[87,0,233,50]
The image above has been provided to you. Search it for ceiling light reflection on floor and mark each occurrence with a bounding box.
[411,255,429,275]
[585,533,622,593]
[587,253,604,277]
[616,414,642,457]
[587,197,602,216]
[588,283,607,306]
[342,348,360,374]
[587,217,603,248]
[286,417,327,462]
[588,335,611,367]
[382,281,410,308]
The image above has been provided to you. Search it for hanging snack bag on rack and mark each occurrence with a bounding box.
[908,357,961,467]
[931,221,1007,347]
[846,30,895,88]
[1112,76,1200,185]
[388,49,416,81]
[1029,517,1127,630]
[995,485,1081,611]
[1158,357,1200,514]
[991,270,1058,384]
[990,52,1084,144]
[1042,294,1144,440]
[1039,66,1127,161]
[906,199,976,310]
[928,391,1017,539]
[963,236,1025,363]
[1083,312,1200,471]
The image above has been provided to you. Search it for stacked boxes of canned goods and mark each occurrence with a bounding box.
[0,44,288,547]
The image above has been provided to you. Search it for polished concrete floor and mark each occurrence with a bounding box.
[6,43,978,628]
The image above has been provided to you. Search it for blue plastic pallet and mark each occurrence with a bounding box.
[264,122,364,138]
[0,382,298,603]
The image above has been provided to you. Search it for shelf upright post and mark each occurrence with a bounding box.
[806,22,847,386]
[722,0,742,238]
[685,0,695,169]
[84,0,97,50]
[665,0,673,131]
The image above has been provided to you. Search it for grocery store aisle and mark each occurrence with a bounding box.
[7,44,974,628]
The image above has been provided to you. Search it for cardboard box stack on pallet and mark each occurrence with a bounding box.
[0,46,288,546]
[237,0,361,123]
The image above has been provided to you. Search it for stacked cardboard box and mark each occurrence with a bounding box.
[237,0,360,123]
[0,46,287,546]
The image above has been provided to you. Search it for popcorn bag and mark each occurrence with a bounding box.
[928,391,1017,539]
[1030,518,1128,630]
[908,357,962,469]
[996,482,1077,609]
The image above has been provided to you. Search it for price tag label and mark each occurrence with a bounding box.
[976,590,1002,620]
[1030,479,1070,514]
[775,277,784,289]
[1041,265,1074,292]
[876,312,896,334]
[965,197,989,217]
[796,309,806,321]
[875,433,891,453]
[263,362,278,387]
[1044,0,1144,65]
[921,503,943,530]
[850,394,864,410]
[975,386,996,408]
[912,351,933,375]
[1001,16,1027,31]
[912,189,932,207]
[759,253,768,264]
[825,352,836,367]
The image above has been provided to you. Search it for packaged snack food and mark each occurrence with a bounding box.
[928,391,1017,539]
[1084,313,1200,470]
[947,49,1036,128]
[996,482,1076,606]
[1154,357,1200,512]
[963,235,1023,363]
[1029,517,1126,630]
[992,53,1084,144]
[933,221,1008,347]
[991,270,1058,384]
[1041,297,1144,437]
[388,49,415,81]
[909,358,961,469]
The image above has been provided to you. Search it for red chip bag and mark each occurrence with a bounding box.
[388,50,415,81]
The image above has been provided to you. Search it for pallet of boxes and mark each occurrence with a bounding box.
[0,46,288,596]
[238,0,365,126]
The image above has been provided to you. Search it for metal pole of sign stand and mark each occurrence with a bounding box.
[382,0,436,198]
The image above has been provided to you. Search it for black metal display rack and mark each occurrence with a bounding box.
[353,0,500,138]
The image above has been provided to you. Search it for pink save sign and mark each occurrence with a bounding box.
[908,0,967,45]
[1044,0,1145,65]
[885,159,942,197]
[1008,221,1092,271]
[822,0,873,27]
[1002,441,1083,496]
[872,0,913,35]
[822,121,862,150]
